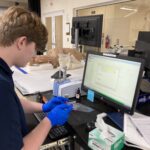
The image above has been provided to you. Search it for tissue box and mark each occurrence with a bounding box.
[88,125,124,150]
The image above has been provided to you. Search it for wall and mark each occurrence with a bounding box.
[0,0,27,8]
[40,0,126,48]
[0,0,28,16]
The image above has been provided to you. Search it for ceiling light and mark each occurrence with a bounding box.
[120,7,137,11]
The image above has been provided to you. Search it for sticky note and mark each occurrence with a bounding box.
[87,89,94,102]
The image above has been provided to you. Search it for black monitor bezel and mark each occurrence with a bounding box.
[82,51,144,115]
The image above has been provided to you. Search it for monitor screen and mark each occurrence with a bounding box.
[82,51,144,114]
[71,15,103,47]
[138,31,150,44]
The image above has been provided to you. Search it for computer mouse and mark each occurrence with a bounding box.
[85,121,95,132]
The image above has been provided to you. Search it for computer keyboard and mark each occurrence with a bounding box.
[48,125,68,140]
[34,112,69,140]
[34,112,47,121]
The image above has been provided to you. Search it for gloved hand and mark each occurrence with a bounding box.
[47,104,73,127]
[42,96,68,112]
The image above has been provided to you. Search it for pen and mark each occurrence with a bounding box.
[128,116,143,137]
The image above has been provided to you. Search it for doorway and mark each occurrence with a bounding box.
[44,10,64,50]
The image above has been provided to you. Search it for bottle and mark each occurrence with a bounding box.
[75,88,81,102]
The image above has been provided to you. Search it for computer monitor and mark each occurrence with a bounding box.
[71,15,103,47]
[82,51,144,115]
[138,31,150,44]
[135,40,150,71]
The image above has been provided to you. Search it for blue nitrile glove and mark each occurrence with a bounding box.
[47,104,73,127]
[42,96,69,112]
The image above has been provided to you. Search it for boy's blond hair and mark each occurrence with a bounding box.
[0,6,48,51]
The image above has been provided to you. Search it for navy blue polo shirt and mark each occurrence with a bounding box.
[0,58,28,150]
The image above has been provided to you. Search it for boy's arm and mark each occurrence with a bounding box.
[20,96,69,114]
[20,98,43,113]
[23,117,51,150]
[22,104,72,150]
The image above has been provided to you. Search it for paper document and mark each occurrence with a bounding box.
[26,63,53,72]
[12,66,84,95]
[131,116,150,146]
[124,112,150,150]
[13,70,55,95]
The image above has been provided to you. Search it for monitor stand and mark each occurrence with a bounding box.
[107,112,124,131]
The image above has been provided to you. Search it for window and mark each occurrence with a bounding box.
[76,0,150,51]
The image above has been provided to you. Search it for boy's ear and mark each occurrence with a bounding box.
[15,36,27,51]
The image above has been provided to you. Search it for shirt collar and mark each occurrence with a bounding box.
[0,57,13,76]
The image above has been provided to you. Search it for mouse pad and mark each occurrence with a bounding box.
[68,109,98,127]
